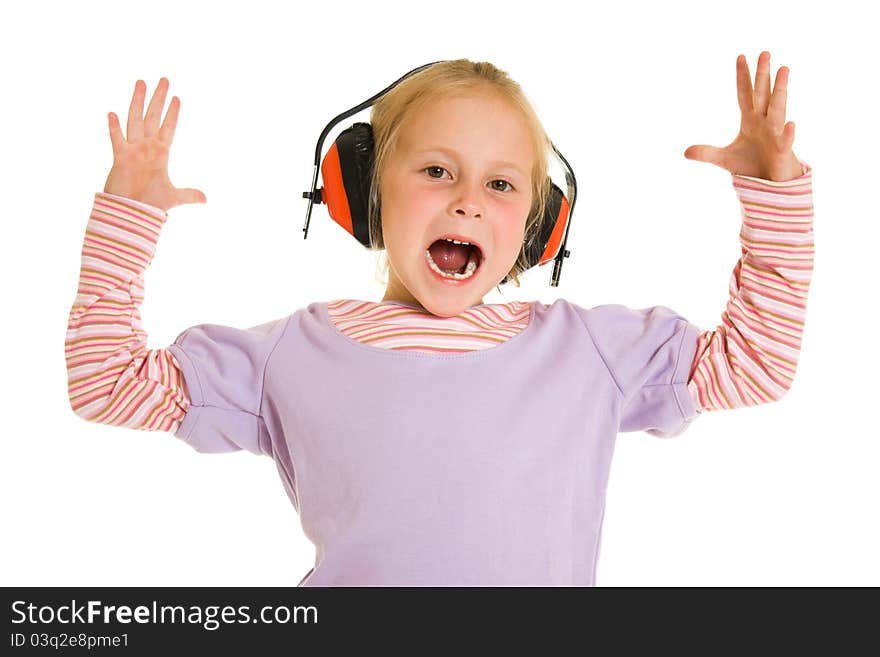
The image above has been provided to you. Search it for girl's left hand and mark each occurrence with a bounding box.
[684,51,804,182]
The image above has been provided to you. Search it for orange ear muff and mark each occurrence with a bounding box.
[317,122,375,248]
[532,181,571,268]
[498,180,571,285]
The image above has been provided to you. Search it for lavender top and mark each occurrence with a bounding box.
[166,298,702,586]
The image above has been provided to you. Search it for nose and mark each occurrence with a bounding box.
[450,179,483,219]
[455,205,481,218]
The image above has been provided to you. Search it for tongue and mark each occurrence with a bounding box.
[429,240,471,274]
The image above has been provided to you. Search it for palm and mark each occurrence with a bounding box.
[105,135,175,207]
[104,77,205,211]
[116,134,170,173]
[684,51,802,182]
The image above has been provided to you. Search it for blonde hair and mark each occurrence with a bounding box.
[367,59,553,290]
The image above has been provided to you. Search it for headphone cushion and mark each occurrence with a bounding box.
[332,122,375,247]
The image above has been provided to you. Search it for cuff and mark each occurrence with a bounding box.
[731,158,812,187]
[96,191,169,221]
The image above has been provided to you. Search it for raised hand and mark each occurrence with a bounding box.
[103,77,207,211]
[684,51,804,182]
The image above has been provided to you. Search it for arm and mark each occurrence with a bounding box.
[70,78,286,455]
[683,51,814,410]
[686,160,814,410]
[67,77,207,431]
[66,192,191,432]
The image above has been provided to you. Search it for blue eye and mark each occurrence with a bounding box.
[423,166,515,192]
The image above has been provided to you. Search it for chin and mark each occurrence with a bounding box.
[420,294,480,318]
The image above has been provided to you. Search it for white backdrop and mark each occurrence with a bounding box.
[2,0,876,586]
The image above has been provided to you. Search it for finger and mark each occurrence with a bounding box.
[158,96,180,146]
[768,66,789,132]
[683,144,724,166]
[177,187,207,205]
[144,77,169,139]
[108,112,124,153]
[783,121,795,151]
[127,79,145,143]
[754,51,772,115]
[736,54,753,114]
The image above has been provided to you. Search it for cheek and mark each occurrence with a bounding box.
[399,190,436,218]
[499,207,529,249]
[382,209,423,257]
[383,195,434,248]
[499,230,525,263]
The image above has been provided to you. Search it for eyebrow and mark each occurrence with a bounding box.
[414,146,528,179]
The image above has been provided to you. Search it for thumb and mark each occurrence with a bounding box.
[683,145,724,165]
[177,188,207,205]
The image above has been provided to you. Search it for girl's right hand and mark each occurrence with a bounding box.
[103,77,206,212]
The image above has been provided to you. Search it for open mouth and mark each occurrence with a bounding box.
[425,237,484,281]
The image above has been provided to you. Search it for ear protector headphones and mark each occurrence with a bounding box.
[301,60,578,286]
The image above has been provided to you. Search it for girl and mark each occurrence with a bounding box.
[66,55,813,586]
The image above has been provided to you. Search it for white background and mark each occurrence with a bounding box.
[2,0,877,587]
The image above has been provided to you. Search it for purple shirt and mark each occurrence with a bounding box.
[167,298,702,586]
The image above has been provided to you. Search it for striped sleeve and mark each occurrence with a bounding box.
[65,192,191,432]
[686,160,814,410]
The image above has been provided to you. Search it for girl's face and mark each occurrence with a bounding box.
[378,91,535,317]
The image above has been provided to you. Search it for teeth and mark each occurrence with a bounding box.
[426,248,478,280]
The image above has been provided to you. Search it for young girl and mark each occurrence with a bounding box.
[66,55,813,586]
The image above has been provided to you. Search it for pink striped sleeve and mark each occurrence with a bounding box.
[65,192,191,432]
[686,160,814,411]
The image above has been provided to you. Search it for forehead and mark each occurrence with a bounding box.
[396,92,534,171]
